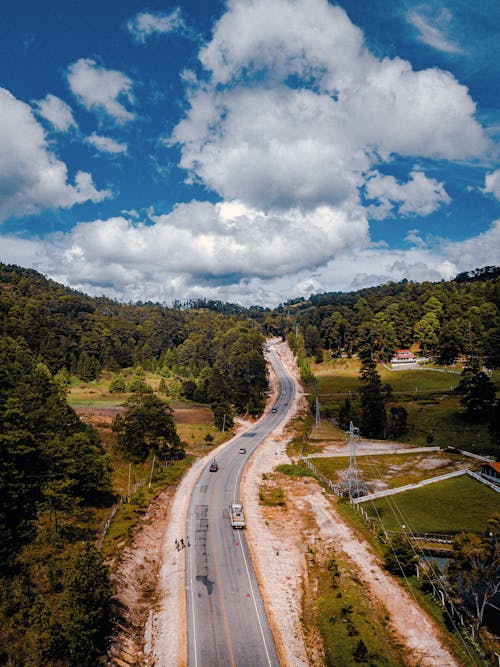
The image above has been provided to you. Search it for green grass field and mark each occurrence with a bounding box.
[312,451,474,490]
[310,358,496,453]
[364,475,500,534]
[313,358,461,396]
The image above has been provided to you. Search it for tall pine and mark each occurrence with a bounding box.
[358,350,387,439]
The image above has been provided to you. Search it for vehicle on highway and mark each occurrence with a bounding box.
[239,447,246,454]
[271,407,277,413]
[229,502,245,528]
[209,459,218,472]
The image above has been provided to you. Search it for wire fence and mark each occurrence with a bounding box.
[97,479,144,551]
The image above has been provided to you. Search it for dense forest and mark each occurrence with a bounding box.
[285,265,500,367]
[0,262,499,664]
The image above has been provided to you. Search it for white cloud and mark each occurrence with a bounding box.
[171,0,488,213]
[405,228,427,248]
[67,58,135,123]
[33,94,77,132]
[86,133,128,155]
[2,216,499,307]
[49,198,367,284]
[407,8,464,54]
[483,169,500,201]
[127,8,185,43]
[365,169,451,219]
[0,87,111,222]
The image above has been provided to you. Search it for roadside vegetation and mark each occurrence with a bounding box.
[305,542,408,666]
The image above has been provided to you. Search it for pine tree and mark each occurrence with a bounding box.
[358,352,387,439]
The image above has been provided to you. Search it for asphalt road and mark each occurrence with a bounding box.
[185,344,295,667]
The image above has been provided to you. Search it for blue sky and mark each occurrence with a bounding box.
[0,0,498,306]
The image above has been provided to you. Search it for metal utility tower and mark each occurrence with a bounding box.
[345,421,361,499]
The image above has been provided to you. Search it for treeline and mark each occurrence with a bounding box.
[283,268,500,367]
[0,338,111,665]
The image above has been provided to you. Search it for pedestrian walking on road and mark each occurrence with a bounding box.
[186,536,190,547]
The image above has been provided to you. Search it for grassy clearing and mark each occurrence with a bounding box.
[312,451,474,490]
[307,544,407,666]
[364,475,500,534]
[309,359,496,453]
[276,463,316,478]
[402,398,491,450]
[258,483,286,507]
[309,419,345,442]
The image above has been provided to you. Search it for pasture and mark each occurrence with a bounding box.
[310,358,495,453]
[363,474,499,534]
[312,451,473,491]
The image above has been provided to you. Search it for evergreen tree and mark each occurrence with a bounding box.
[358,352,387,439]
[112,391,183,460]
[384,534,418,576]
[109,374,127,393]
[387,406,408,439]
[58,543,111,666]
[455,362,496,421]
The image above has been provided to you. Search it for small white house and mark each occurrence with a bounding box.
[390,349,417,366]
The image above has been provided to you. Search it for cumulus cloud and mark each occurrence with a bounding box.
[171,0,488,213]
[483,169,500,201]
[365,169,451,219]
[67,58,135,123]
[86,133,128,155]
[407,7,464,54]
[46,199,368,287]
[33,94,77,132]
[127,8,185,43]
[2,215,498,307]
[0,87,111,222]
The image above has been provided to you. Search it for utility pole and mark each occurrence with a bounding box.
[148,455,156,489]
[315,393,320,429]
[345,421,361,499]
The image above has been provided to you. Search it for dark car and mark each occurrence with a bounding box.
[271,407,278,413]
[209,460,218,472]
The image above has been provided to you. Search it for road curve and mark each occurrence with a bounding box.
[185,343,295,666]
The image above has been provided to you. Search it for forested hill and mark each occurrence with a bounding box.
[0,263,271,414]
[282,267,500,367]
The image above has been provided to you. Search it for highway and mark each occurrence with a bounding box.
[185,343,295,666]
